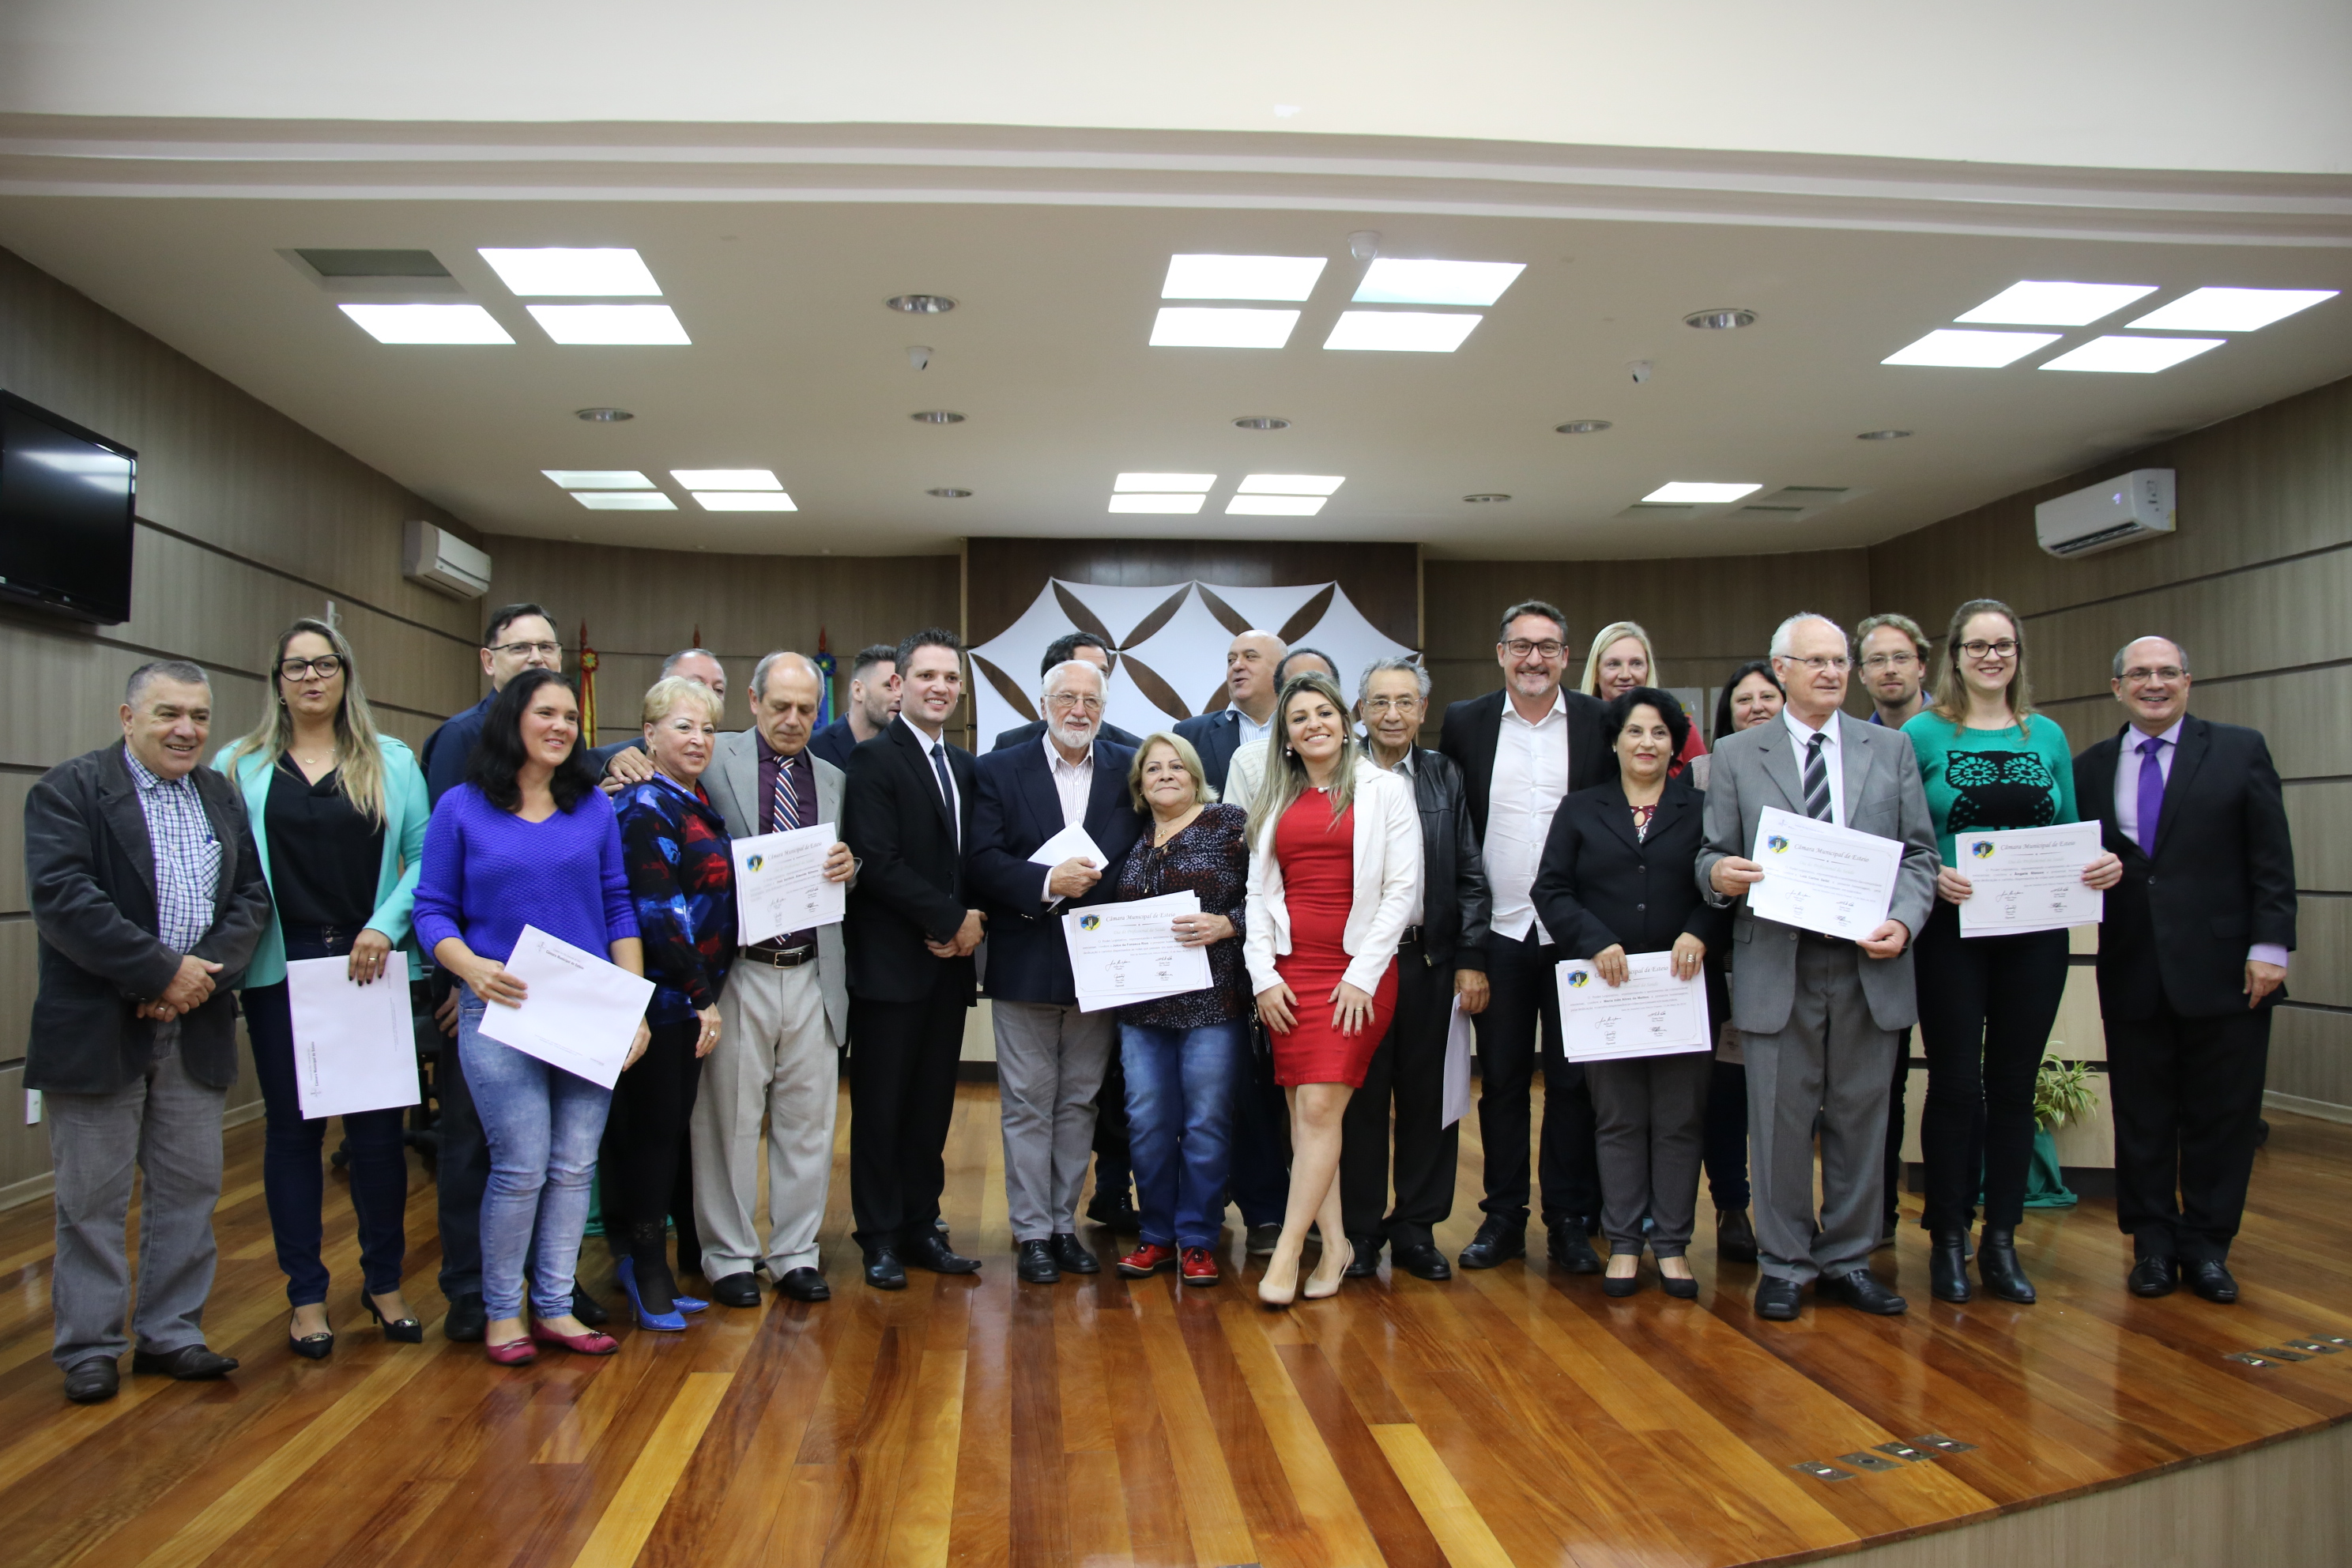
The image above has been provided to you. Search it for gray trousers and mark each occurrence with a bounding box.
[47,1027,228,1370]
[993,1000,1113,1242]
[692,961,839,1278]
[1742,938,1898,1286]
[1587,1050,1713,1257]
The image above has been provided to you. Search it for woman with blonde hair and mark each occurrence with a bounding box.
[1579,621,1707,771]
[216,617,431,1354]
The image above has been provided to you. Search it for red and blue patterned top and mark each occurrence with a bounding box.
[615,775,739,1026]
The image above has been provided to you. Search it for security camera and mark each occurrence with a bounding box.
[907,345,932,371]
[1348,230,1381,262]
[1627,359,1653,385]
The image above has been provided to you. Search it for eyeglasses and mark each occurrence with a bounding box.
[1956,639,2020,660]
[1046,694,1103,714]
[1500,639,1566,660]
[1778,654,1851,673]
[1360,696,1422,716]
[1860,652,1918,670]
[2120,666,2187,685]
[487,639,562,659]
[278,656,344,680]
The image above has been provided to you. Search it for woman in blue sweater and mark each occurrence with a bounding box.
[413,669,648,1363]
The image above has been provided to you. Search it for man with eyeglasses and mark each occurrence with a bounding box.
[2075,638,2295,1305]
[420,602,638,805]
[1441,600,1612,1275]
[990,633,1144,753]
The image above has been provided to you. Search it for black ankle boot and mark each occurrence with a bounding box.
[1929,1229,1972,1302]
[627,1221,680,1314]
[1977,1227,2036,1304]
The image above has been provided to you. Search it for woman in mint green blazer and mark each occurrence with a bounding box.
[215,617,431,1356]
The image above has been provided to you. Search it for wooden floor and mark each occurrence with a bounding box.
[2,1087,2350,1568]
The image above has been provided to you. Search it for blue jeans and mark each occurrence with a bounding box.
[458,991,612,1320]
[1121,1019,1250,1250]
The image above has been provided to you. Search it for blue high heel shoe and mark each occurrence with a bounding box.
[614,1257,688,1332]
[673,1293,710,1314]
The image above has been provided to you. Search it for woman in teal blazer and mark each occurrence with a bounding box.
[216,618,431,1355]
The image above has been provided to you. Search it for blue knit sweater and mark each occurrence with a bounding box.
[413,783,639,965]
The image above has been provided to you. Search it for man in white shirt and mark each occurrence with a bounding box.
[1220,646,1340,813]
[1174,630,1287,794]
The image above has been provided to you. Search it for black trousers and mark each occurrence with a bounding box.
[1340,948,1458,1249]
[847,988,969,1251]
[599,1017,703,1238]
[1883,1030,1910,1229]
[1091,1050,1132,1201]
[1702,1059,1750,1212]
[1915,903,2068,1231]
[1472,929,1600,1227]
[2109,1001,2271,1263]
[1227,1028,1293,1227]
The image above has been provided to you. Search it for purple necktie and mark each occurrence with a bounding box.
[2135,735,2166,858]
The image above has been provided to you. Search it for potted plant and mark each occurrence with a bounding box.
[2023,1044,2095,1208]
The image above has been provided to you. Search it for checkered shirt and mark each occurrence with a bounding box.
[123,745,221,953]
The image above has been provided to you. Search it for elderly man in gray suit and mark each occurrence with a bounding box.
[1696,612,1938,1321]
[691,651,858,1306]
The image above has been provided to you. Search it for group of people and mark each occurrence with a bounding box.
[23,589,2296,1400]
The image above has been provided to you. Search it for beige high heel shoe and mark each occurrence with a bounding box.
[1303,1238,1354,1300]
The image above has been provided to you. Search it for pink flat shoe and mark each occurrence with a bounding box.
[484,1336,537,1366]
[530,1323,620,1356]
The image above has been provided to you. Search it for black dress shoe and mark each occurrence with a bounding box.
[1755,1276,1803,1321]
[1459,1216,1526,1271]
[1976,1227,2037,1304]
[570,1283,610,1327]
[2186,1259,2239,1303]
[2128,1254,2179,1298]
[1050,1233,1100,1275]
[132,1344,239,1379]
[1817,1268,1908,1315]
[63,1358,119,1404]
[1547,1219,1603,1275]
[1017,1240,1061,1284]
[1929,1229,1973,1303]
[1392,1241,1453,1281]
[443,1292,488,1343]
[1342,1235,1381,1279]
[1246,1223,1283,1257]
[776,1268,831,1302]
[904,1231,982,1275]
[1085,1190,1141,1233]
[709,1272,763,1308]
[1715,1208,1759,1265]
[863,1247,907,1291]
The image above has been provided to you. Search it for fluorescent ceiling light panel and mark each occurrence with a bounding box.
[338,303,513,344]
[2127,286,2339,332]
[1642,482,1762,503]
[2038,335,2225,374]
[1225,496,1328,516]
[1954,281,2158,326]
[1323,311,1483,352]
[1351,258,1525,307]
[573,492,677,511]
[1114,473,1216,492]
[693,492,797,511]
[1880,329,2060,368]
[1238,474,1345,495]
[543,469,651,489]
[671,469,781,490]
[1161,254,1327,301]
[527,304,691,345]
[1149,307,1299,348]
[1107,494,1206,514]
[478,247,662,296]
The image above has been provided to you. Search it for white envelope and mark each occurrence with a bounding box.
[477,925,656,1090]
[1029,822,1110,869]
[287,956,420,1120]
[1442,998,1474,1129]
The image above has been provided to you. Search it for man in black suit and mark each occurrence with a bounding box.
[1439,600,1612,1274]
[989,632,1144,753]
[809,643,900,771]
[1173,628,1287,794]
[2075,635,2296,1305]
[840,628,986,1289]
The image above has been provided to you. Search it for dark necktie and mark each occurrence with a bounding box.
[2135,735,2166,858]
[771,755,802,834]
[1802,731,1832,822]
[930,743,957,844]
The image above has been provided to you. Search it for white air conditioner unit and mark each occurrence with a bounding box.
[2034,469,2175,558]
[401,519,491,599]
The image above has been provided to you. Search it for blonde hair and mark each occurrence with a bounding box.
[1248,672,1362,846]
[220,618,391,825]
[1928,597,2039,734]
[1127,731,1218,811]
[1579,620,1658,696]
[642,675,723,728]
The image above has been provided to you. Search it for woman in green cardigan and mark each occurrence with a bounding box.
[217,617,430,1356]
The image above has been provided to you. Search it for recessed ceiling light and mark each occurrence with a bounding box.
[910,410,966,423]
[575,406,634,421]
[478,247,662,296]
[543,469,651,488]
[1352,259,1525,307]
[1108,494,1206,514]
[1856,429,1914,440]
[1226,496,1327,515]
[1238,474,1344,495]
[526,304,691,345]
[886,294,957,314]
[2038,335,2226,374]
[1232,415,1291,430]
[2126,286,2339,332]
[1114,473,1216,492]
[1162,254,1327,301]
[1461,494,1511,503]
[693,492,797,511]
[337,303,514,345]
[671,469,781,490]
[573,492,677,511]
[1323,311,1483,352]
[926,488,973,498]
[1683,308,1758,330]
[1880,329,2060,368]
[1643,481,1762,503]
[1555,420,1612,434]
[1954,281,2158,326]
[1150,307,1300,349]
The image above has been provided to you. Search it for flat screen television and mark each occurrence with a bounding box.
[0,390,137,624]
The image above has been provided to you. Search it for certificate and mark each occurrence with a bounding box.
[1066,892,1212,1013]
[1744,805,1902,941]
[1442,999,1473,1128]
[477,925,656,1090]
[287,956,420,1120]
[1555,952,1713,1062]
[1028,821,1110,870]
[1955,822,2105,937]
[733,823,845,946]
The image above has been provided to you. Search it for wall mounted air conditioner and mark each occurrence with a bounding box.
[2034,469,2175,558]
[401,519,491,599]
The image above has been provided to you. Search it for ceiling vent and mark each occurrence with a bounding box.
[284,248,465,295]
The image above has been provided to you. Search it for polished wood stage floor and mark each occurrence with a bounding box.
[2,1084,2350,1568]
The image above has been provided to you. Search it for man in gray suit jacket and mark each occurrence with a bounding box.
[689,651,858,1306]
[1696,614,1937,1321]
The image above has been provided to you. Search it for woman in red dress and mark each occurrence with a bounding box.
[1242,672,1423,1305]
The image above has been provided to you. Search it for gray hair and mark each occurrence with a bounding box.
[1040,658,1106,700]
[749,650,823,701]
[1498,599,1568,642]
[125,659,209,707]
[662,646,724,680]
[1357,655,1430,706]
[1769,612,1845,659]
[2113,635,2191,680]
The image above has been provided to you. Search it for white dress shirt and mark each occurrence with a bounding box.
[2114,717,2289,971]
[1486,691,1570,944]
[1382,746,1427,925]
[898,714,959,843]
[1234,707,1275,748]
[1781,707,1847,828]
[1039,733,1095,906]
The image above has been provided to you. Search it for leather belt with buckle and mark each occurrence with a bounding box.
[1399,925,1425,947]
[743,943,817,968]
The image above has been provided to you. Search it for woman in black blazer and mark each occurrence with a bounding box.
[1532,689,1729,1298]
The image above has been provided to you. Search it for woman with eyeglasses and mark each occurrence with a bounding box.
[217,620,431,1355]
[1578,621,1708,775]
[1905,599,2121,1305]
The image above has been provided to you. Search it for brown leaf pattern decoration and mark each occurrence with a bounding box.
[972,654,1038,723]
[1118,655,1194,722]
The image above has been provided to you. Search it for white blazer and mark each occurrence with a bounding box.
[1243,756,1423,997]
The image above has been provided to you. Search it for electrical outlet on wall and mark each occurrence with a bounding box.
[25,1090,42,1125]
